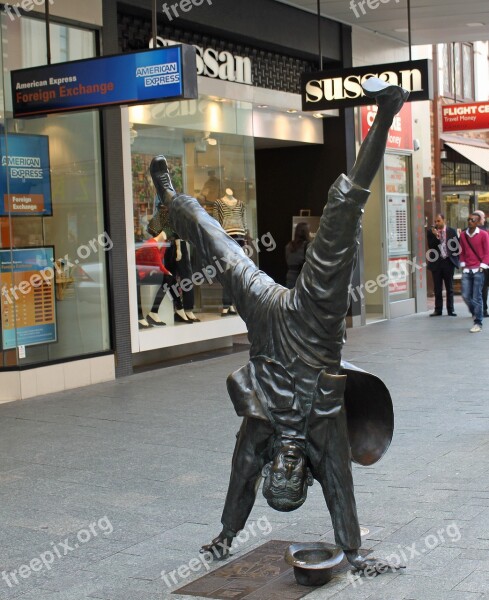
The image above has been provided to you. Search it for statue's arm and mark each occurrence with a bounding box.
[295,176,369,313]
[202,417,273,559]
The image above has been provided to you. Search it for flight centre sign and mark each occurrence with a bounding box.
[11,45,198,118]
[301,59,432,111]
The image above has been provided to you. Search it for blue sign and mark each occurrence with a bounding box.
[0,247,57,350]
[0,134,52,216]
[11,45,198,118]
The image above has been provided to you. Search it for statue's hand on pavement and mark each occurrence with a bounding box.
[345,551,405,575]
[200,530,235,560]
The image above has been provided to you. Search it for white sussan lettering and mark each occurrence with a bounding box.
[149,37,252,85]
[305,68,424,103]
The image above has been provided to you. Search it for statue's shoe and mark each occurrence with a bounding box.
[150,155,177,206]
[362,77,409,115]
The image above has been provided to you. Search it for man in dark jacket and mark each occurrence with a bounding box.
[427,214,460,316]
[150,77,408,573]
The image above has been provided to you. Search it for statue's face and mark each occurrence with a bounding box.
[262,444,313,512]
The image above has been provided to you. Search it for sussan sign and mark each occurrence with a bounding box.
[301,59,432,111]
[11,45,198,118]
[442,101,489,132]
[150,36,252,85]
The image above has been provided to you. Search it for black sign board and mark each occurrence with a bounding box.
[301,59,432,111]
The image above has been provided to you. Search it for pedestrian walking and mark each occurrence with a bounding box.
[459,212,489,332]
[473,209,489,317]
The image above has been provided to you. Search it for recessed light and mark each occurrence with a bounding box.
[394,27,409,32]
[257,104,268,108]
[313,113,325,119]
[466,22,485,27]
[287,109,298,114]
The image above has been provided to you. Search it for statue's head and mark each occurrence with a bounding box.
[262,443,313,512]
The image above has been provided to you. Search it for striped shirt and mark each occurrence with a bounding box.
[213,198,247,237]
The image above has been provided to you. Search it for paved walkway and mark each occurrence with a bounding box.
[1,298,489,600]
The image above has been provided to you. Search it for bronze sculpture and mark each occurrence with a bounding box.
[150,77,409,574]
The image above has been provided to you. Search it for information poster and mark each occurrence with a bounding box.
[388,257,409,295]
[384,154,410,254]
[0,247,56,349]
[0,133,52,216]
[387,195,409,253]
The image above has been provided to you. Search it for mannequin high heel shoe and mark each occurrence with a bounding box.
[147,312,166,327]
[174,311,193,324]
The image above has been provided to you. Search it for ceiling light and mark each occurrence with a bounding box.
[257,104,269,109]
[394,28,409,32]
[466,22,485,27]
[313,113,325,119]
[202,132,218,146]
[287,109,298,114]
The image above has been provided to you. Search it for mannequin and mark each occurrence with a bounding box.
[198,169,221,214]
[135,230,190,328]
[213,188,247,316]
[155,201,198,323]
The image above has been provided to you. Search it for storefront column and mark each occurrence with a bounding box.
[102,107,133,377]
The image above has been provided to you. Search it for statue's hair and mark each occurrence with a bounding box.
[263,487,308,512]
[262,461,312,512]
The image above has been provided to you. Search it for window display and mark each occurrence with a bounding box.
[129,98,257,328]
[0,15,110,367]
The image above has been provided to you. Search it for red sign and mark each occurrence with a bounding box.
[4,194,45,214]
[442,102,489,132]
[361,102,413,151]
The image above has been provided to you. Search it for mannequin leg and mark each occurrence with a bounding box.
[136,272,151,329]
[145,273,166,327]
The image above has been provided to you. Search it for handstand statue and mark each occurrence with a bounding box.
[150,78,409,573]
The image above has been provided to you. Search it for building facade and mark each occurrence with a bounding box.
[0,0,433,400]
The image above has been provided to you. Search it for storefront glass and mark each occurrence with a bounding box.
[0,15,110,367]
[128,97,256,326]
[443,193,473,230]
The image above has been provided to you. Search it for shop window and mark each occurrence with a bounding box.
[128,97,257,328]
[454,163,471,186]
[0,15,110,367]
[439,42,474,101]
[441,161,455,186]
